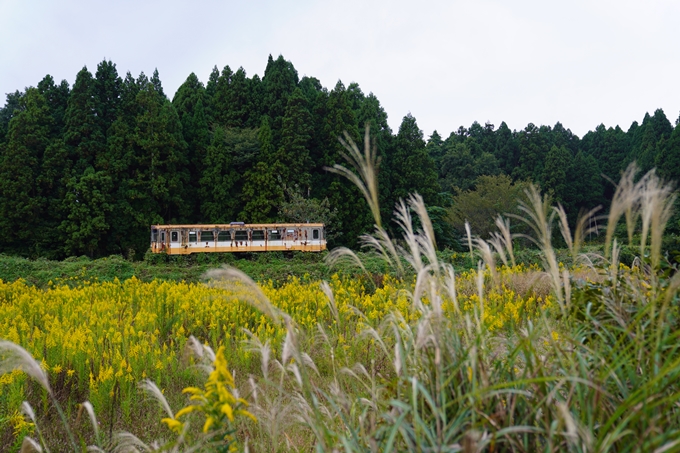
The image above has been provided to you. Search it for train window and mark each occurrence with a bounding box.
[189,232,197,242]
[313,229,319,239]
[217,231,231,241]
[252,230,265,241]
[268,230,281,240]
[160,232,165,242]
[152,230,158,242]
[201,231,214,242]
[171,231,179,242]
[234,230,248,241]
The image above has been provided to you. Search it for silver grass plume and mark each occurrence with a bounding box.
[205,266,282,324]
[326,124,382,228]
[0,341,51,393]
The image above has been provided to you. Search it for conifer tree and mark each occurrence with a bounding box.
[213,65,233,126]
[94,60,122,134]
[278,87,313,187]
[133,81,189,222]
[0,90,24,143]
[656,123,680,184]
[173,73,210,219]
[389,113,440,205]
[63,66,105,173]
[240,161,284,222]
[199,126,241,223]
[317,81,369,247]
[37,75,69,138]
[490,122,515,174]
[0,89,52,255]
[238,116,285,222]
[563,151,604,219]
[262,55,299,145]
[225,67,252,127]
[541,145,572,204]
[151,68,166,100]
[513,123,550,183]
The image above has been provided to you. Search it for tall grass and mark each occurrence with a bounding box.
[2,124,680,452]
[237,131,680,451]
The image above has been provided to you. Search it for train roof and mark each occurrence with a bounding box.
[151,223,325,229]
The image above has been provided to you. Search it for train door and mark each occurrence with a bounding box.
[170,230,180,250]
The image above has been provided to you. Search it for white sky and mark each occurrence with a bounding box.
[1,0,678,139]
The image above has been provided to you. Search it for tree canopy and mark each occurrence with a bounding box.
[1,54,679,258]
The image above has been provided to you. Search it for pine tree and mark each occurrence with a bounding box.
[63,66,105,173]
[563,151,604,220]
[389,113,440,206]
[0,90,24,144]
[151,68,166,100]
[278,88,313,187]
[494,121,519,174]
[262,55,299,145]
[239,161,284,222]
[173,73,210,219]
[104,73,144,256]
[199,126,241,222]
[0,88,52,255]
[133,81,189,222]
[226,67,252,127]
[513,123,550,183]
[205,65,220,124]
[628,109,673,172]
[656,123,680,184]
[316,81,369,247]
[59,66,114,256]
[94,60,122,134]
[541,145,572,204]
[37,75,70,138]
[61,167,114,257]
[213,65,233,126]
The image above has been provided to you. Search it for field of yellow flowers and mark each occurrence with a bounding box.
[0,265,554,447]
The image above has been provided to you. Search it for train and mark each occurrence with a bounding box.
[150,222,326,254]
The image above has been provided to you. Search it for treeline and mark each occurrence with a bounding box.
[0,55,679,259]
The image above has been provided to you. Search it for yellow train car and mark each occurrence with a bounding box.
[150,222,326,254]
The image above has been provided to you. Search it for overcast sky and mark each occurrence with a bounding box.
[1,0,678,139]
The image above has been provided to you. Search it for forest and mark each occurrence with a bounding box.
[1,54,679,259]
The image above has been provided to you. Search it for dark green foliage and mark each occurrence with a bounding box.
[581,124,630,198]
[541,145,573,204]
[494,121,519,174]
[134,82,189,222]
[60,167,113,257]
[0,55,677,259]
[446,174,531,238]
[150,68,166,100]
[172,73,210,219]
[212,66,255,128]
[239,161,284,223]
[388,113,440,206]
[278,88,313,187]
[279,185,339,240]
[94,60,122,132]
[439,141,499,193]
[200,126,259,223]
[0,90,24,143]
[262,54,299,142]
[63,66,105,173]
[315,81,370,247]
[0,89,52,255]
[513,123,551,182]
[656,122,680,184]
[628,109,673,172]
[37,75,70,138]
